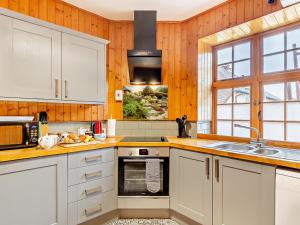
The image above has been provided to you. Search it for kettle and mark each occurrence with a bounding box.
[38,135,58,149]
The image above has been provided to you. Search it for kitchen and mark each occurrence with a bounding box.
[0,0,300,225]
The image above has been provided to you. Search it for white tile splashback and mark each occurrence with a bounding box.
[47,121,197,138]
[116,121,197,138]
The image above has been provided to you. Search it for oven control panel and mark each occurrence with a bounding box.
[118,147,170,157]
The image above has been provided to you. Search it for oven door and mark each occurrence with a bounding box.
[118,157,169,196]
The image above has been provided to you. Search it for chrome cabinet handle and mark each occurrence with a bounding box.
[85,186,102,196]
[205,158,210,180]
[85,170,102,179]
[215,159,220,182]
[55,79,59,98]
[84,204,102,216]
[64,80,68,98]
[85,155,102,163]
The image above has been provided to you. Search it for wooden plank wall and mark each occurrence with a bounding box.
[0,0,109,122]
[180,0,283,121]
[0,0,283,122]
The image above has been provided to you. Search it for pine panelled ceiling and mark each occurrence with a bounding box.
[62,0,227,21]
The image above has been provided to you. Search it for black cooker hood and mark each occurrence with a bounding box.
[128,11,162,85]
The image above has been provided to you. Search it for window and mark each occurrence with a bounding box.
[262,82,300,141]
[216,87,251,137]
[214,40,252,138]
[263,28,300,74]
[216,42,251,80]
[210,24,300,142]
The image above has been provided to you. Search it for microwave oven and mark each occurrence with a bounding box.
[0,121,38,150]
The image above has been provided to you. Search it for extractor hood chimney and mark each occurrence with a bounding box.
[127,11,162,85]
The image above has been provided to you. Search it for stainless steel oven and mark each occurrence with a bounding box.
[118,147,169,197]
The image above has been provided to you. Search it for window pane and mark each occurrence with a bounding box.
[217,88,232,104]
[286,82,300,101]
[286,123,300,142]
[233,121,250,137]
[234,60,251,78]
[217,47,232,64]
[263,122,284,141]
[233,104,250,120]
[217,64,232,80]
[263,53,284,73]
[287,51,300,70]
[286,102,300,121]
[233,87,251,103]
[263,103,284,121]
[217,120,232,136]
[263,33,284,55]
[287,28,300,50]
[263,83,285,102]
[217,105,232,120]
[234,42,251,61]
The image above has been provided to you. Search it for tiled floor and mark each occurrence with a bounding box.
[107,219,180,225]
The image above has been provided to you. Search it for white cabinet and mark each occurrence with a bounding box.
[67,148,117,225]
[0,9,108,104]
[0,155,67,225]
[276,168,300,225]
[170,148,212,225]
[0,15,61,100]
[213,156,275,225]
[62,33,106,103]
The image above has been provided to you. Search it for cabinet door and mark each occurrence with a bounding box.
[0,155,67,225]
[62,33,106,103]
[0,15,61,100]
[213,156,275,225]
[170,148,212,225]
[276,169,300,225]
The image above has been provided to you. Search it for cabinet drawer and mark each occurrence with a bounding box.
[68,176,114,203]
[68,191,116,225]
[68,162,114,186]
[68,148,114,169]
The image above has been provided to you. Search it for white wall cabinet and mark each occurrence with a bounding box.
[0,155,67,225]
[0,15,61,100]
[170,148,213,225]
[276,168,300,225]
[0,8,108,104]
[62,34,106,103]
[213,156,275,225]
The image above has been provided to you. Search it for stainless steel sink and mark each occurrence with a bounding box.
[250,148,281,156]
[210,143,255,152]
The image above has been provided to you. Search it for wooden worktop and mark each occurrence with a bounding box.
[1,136,300,170]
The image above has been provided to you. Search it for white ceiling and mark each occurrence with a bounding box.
[63,0,227,21]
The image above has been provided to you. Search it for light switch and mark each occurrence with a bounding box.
[115,90,123,101]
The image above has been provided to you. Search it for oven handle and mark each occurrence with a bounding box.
[123,159,165,163]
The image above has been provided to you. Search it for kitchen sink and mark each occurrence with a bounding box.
[209,143,255,152]
[250,148,281,156]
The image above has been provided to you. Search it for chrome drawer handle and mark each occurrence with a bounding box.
[55,79,59,98]
[85,170,102,179]
[84,204,102,216]
[85,155,102,163]
[85,186,102,196]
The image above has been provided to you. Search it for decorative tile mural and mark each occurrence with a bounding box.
[123,86,168,120]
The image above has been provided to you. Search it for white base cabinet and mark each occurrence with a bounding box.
[67,148,117,225]
[213,156,275,225]
[276,169,300,225]
[170,148,276,225]
[0,155,67,225]
[170,148,212,225]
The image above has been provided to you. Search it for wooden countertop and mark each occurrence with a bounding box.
[1,136,300,170]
